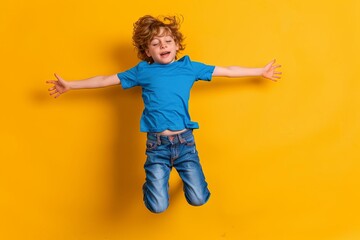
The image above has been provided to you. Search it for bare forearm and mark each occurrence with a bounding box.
[225,66,263,77]
[68,75,119,90]
[213,66,264,78]
[47,74,120,98]
[212,60,282,81]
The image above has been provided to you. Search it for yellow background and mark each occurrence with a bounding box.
[1,0,359,239]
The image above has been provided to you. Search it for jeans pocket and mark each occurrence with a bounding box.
[184,135,195,146]
[146,139,158,151]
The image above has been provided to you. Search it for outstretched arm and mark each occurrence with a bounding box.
[212,59,282,81]
[46,73,120,98]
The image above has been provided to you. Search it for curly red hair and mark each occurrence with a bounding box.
[132,15,185,63]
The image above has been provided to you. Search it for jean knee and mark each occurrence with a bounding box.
[143,184,169,213]
[186,192,210,206]
[145,199,169,213]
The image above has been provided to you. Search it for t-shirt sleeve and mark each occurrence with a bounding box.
[191,60,215,81]
[117,65,139,89]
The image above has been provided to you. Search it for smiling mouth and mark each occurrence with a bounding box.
[160,51,171,57]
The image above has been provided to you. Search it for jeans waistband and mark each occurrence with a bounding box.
[147,129,193,145]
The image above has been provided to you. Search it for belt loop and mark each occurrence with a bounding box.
[178,133,186,144]
[157,134,161,145]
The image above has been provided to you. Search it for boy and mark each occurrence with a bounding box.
[47,15,282,213]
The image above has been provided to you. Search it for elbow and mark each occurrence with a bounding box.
[102,75,121,87]
[213,66,233,77]
[99,76,108,87]
[226,66,240,77]
[99,75,115,87]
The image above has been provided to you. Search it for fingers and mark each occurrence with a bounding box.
[46,74,65,99]
[265,59,275,69]
[270,65,281,72]
[268,61,282,81]
[46,74,62,85]
[267,58,281,68]
[49,89,62,98]
[269,59,276,65]
[54,73,61,80]
[271,75,281,82]
[270,76,281,82]
[268,77,277,82]
[49,90,58,96]
[264,71,282,82]
[46,73,62,83]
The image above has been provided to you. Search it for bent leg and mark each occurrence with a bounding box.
[175,157,210,206]
[143,161,171,213]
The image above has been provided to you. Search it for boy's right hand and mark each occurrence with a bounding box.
[46,73,70,98]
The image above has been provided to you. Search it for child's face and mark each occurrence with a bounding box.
[146,27,179,64]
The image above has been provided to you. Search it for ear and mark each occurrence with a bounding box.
[176,42,179,51]
[145,49,151,57]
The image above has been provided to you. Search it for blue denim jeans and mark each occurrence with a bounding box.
[143,129,210,213]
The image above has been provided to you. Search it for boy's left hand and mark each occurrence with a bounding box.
[262,60,282,81]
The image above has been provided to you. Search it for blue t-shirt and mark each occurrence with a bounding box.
[117,55,215,132]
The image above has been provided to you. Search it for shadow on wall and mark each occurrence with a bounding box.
[95,44,145,220]
[33,44,148,224]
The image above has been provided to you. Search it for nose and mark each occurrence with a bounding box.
[160,41,167,49]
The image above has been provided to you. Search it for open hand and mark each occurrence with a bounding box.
[46,73,70,98]
[262,60,282,81]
